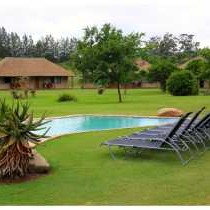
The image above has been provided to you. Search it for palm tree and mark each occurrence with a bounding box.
[0,100,49,179]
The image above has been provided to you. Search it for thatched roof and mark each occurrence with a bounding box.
[177,56,207,69]
[135,59,151,71]
[0,57,74,77]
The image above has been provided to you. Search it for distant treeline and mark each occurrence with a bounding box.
[139,33,201,64]
[0,25,202,64]
[0,27,77,62]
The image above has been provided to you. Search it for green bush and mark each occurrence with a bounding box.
[167,70,199,96]
[30,89,36,97]
[57,94,77,102]
[97,87,105,95]
[185,59,207,79]
[148,60,178,92]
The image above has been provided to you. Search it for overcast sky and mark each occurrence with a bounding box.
[0,0,210,47]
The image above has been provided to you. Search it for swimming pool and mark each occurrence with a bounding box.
[38,115,178,137]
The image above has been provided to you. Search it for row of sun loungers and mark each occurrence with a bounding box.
[101,107,210,165]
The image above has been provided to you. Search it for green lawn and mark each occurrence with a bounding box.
[0,89,210,205]
[0,89,209,117]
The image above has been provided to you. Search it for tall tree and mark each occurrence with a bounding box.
[144,33,200,63]
[9,32,21,57]
[21,34,34,57]
[199,48,210,92]
[178,34,200,54]
[0,27,10,57]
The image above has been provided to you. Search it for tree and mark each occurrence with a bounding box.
[148,60,178,92]
[0,27,10,57]
[200,63,210,93]
[0,100,49,179]
[72,23,143,102]
[58,37,77,62]
[145,33,178,59]
[178,34,199,55]
[167,70,199,96]
[21,34,34,57]
[199,48,210,92]
[199,47,210,61]
[9,32,21,57]
[143,33,200,64]
[185,59,207,79]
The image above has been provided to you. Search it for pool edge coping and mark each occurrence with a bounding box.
[35,114,179,145]
[40,113,180,120]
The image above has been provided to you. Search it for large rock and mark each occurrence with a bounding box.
[157,108,183,117]
[29,150,50,173]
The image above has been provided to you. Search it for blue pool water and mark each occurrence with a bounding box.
[38,115,178,137]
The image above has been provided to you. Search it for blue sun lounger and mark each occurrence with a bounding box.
[101,112,193,165]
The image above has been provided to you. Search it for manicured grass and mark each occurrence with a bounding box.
[0,89,210,205]
[0,89,209,117]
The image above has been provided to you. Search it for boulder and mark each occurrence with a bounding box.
[29,150,50,173]
[157,108,183,117]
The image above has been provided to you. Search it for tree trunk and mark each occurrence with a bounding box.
[0,140,32,179]
[208,80,210,94]
[160,82,166,92]
[117,82,122,103]
[124,84,127,95]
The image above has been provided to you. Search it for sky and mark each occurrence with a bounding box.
[0,0,210,47]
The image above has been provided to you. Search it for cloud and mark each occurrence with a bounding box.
[0,0,210,46]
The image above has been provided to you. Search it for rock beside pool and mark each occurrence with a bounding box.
[157,108,183,117]
[29,150,50,174]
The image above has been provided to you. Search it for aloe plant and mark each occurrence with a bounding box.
[0,100,49,179]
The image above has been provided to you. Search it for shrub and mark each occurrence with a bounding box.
[0,100,48,179]
[97,87,105,95]
[24,89,28,98]
[148,60,178,92]
[167,70,199,96]
[57,94,77,102]
[30,89,36,97]
[11,90,19,99]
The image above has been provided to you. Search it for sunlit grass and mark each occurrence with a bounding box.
[0,89,210,205]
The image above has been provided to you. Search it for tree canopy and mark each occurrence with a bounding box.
[147,59,178,92]
[185,59,207,79]
[0,27,77,62]
[72,23,144,102]
[140,33,200,64]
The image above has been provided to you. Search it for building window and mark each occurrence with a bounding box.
[4,77,11,83]
[54,77,62,84]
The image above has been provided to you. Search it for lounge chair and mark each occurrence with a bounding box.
[134,107,205,136]
[184,113,210,149]
[101,112,193,165]
[128,108,208,154]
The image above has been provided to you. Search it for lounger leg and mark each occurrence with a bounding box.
[166,138,191,165]
[187,130,207,152]
[135,148,145,156]
[202,129,210,140]
[194,132,207,151]
[182,133,200,154]
[108,145,116,160]
[199,129,210,149]
[123,147,129,160]
[178,136,194,157]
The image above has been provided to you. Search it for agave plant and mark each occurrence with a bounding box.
[0,100,49,179]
